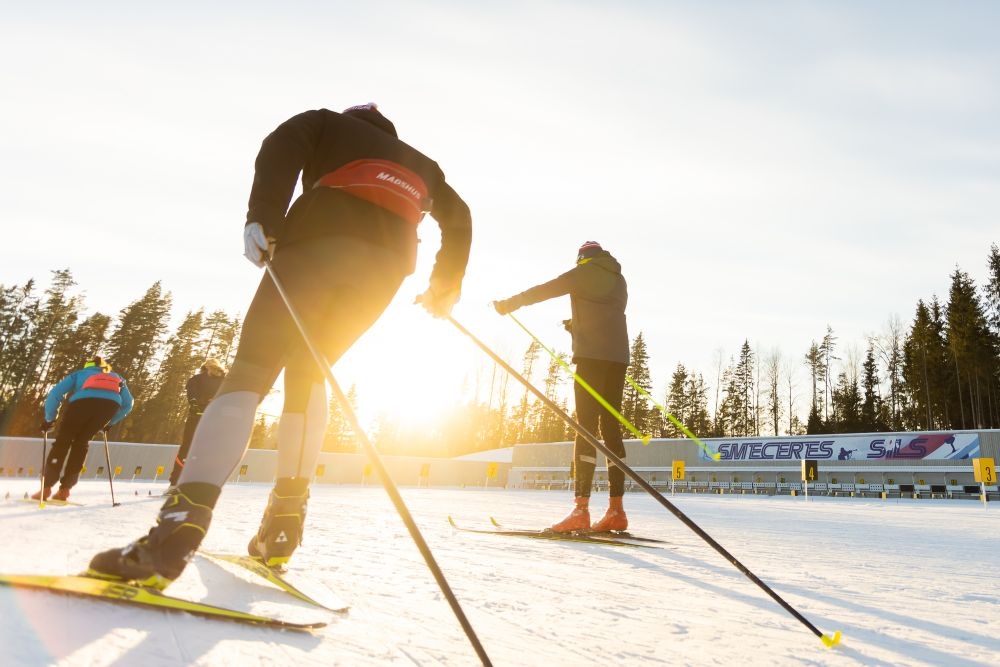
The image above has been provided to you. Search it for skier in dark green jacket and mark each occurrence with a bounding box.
[493,241,630,533]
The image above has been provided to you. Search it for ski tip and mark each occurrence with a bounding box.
[712,452,722,461]
[820,631,842,648]
[641,434,652,445]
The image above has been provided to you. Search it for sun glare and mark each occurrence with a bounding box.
[331,305,488,433]
[252,297,501,447]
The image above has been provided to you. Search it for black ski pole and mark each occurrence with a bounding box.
[263,259,492,666]
[102,428,121,507]
[448,315,841,647]
[39,428,49,507]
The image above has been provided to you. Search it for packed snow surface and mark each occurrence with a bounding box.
[1,479,997,666]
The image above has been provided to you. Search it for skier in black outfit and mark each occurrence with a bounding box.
[89,103,472,589]
[493,241,629,533]
[166,358,227,490]
[35,356,134,501]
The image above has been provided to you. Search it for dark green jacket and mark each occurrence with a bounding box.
[504,251,629,364]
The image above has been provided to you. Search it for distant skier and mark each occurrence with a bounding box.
[35,356,134,501]
[88,103,472,589]
[165,358,227,492]
[493,241,629,533]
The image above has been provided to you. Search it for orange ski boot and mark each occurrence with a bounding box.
[591,496,628,532]
[550,496,590,533]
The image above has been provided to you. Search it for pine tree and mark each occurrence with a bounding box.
[510,341,540,443]
[622,332,653,433]
[831,367,862,433]
[324,384,357,452]
[762,348,783,436]
[984,243,1000,337]
[902,300,950,430]
[818,326,838,422]
[200,309,241,364]
[724,340,756,436]
[944,268,998,429]
[2,271,89,434]
[714,361,733,436]
[248,414,278,450]
[803,341,822,431]
[127,310,205,443]
[104,282,172,432]
[875,315,906,430]
[860,340,883,431]
[536,353,567,442]
[0,280,38,400]
[663,363,688,438]
[685,372,713,438]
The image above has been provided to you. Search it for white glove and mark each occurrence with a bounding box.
[243,222,274,268]
[416,282,461,319]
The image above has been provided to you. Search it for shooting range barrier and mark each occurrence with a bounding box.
[507,430,1000,502]
[0,437,510,488]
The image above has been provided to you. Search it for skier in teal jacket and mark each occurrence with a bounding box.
[35,356,134,501]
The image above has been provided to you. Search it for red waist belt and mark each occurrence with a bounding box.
[314,159,432,225]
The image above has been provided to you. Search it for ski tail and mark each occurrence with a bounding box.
[0,573,325,631]
[199,552,348,613]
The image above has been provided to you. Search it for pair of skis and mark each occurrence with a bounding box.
[448,516,667,549]
[0,552,346,632]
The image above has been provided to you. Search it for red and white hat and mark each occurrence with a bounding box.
[577,241,603,262]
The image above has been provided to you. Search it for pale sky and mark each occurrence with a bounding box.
[2,1,998,430]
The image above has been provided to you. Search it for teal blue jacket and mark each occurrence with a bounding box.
[43,366,135,425]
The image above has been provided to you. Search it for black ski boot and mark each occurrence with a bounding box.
[87,482,220,590]
[248,477,309,569]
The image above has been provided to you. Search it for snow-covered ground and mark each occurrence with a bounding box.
[1,478,997,666]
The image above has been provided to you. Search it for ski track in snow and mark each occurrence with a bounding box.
[1,479,998,666]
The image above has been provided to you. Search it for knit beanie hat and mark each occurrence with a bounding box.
[342,102,398,138]
[85,355,111,372]
[577,241,603,262]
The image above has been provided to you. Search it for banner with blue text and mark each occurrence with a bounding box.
[700,432,980,462]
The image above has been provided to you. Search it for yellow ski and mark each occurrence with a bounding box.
[200,552,349,613]
[0,573,325,631]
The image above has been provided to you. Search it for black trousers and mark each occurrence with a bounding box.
[572,358,628,498]
[44,397,119,490]
[168,410,202,485]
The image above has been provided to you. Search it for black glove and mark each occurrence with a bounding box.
[493,299,516,316]
[562,319,573,333]
[40,420,54,432]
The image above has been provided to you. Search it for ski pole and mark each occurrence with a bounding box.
[506,312,721,459]
[624,376,721,460]
[102,428,121,507]
[448,315,841,647]
[504,311,652,444]
[39,428,49,508]
[263,258,492,667]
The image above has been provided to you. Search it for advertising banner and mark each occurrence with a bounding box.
[701,432,980,462]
